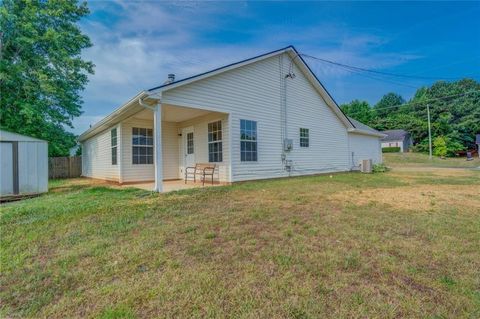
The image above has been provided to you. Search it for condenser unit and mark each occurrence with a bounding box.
[361,159,373,173]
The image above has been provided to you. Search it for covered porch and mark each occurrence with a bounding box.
[127,179,227,192]
[115,100,231,192]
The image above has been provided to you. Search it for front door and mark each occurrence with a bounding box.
[183,127,195,169]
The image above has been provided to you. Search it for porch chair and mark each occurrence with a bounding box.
[185,163,217,186]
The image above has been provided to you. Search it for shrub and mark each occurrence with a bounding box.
[434,136,448,157]
[373,163,389,173]
[382,146,401,153]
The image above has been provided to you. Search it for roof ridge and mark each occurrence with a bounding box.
[148,45,296,92]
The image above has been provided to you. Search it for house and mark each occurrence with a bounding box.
[78,46,384,192]
[381,129,412,152]
[0,130,48,198]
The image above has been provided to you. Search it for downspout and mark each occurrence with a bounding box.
[138,95,157,111]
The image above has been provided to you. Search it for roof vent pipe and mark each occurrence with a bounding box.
[167,73,175,83]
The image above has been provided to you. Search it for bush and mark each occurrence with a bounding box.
[433,136,447,157]
[373,163,389,173]
[382,147,401,153]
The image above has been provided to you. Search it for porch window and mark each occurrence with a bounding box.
[111,128,118,165]
[300,128,309,147]
[132,127,153,164]
[208,121,223,162]
[240,119,257,161]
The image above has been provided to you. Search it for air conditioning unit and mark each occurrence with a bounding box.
[361,159,373,173]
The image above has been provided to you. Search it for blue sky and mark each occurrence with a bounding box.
[74,1,480,134]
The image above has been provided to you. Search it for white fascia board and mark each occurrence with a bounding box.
[347,128,387,138]
[78,91,152,142]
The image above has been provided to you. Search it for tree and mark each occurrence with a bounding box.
[340,100,373,125]
[373,92,405,118]
[0,0,94,156]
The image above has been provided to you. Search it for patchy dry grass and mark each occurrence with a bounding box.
[384,152,480,168]
[1,163,480,318]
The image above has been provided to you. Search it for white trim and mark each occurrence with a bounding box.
[207,119,224,163]
[78,91,150,142]
[347,128,386,138]
[117,123,124,183]
[154,103,163,192]
[227,113,233,182]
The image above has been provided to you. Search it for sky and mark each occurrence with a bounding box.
[73,0,480,134]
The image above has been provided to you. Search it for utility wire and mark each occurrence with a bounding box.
[336,65,419,89]
[301,53,475,81]
[344,90,480,118]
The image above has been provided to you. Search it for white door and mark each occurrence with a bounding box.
[0,142,14,195]
[183,127,195,168]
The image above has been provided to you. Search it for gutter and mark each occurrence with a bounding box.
[78,91,149,142]
[347,128,387,138]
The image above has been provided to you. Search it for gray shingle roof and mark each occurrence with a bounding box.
[381,129,409,141]
[347,117,382,135]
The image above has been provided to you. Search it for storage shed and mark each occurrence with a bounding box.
[0,130,48,198]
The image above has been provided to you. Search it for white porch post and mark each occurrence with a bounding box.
[153,103,163,192]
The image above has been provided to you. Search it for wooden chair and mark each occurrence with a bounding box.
[185,163,217,186]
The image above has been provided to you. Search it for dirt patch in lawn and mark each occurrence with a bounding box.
[331,184,480,211]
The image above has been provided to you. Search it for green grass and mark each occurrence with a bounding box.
[384,152,480,168]
[1,162,480,318]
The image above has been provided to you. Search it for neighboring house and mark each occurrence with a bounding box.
[78,46,384,192]
[381,129,412,152]
[0,130,48,198]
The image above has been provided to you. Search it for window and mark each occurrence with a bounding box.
[186,132,194,154]
[111,128,117,165]
[132,127,153,164]
[208,121,223,162]
[300,128,309,147]
[240,119,257,161]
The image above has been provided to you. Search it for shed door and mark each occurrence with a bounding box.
[0,142,14,195]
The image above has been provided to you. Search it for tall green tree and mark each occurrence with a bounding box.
[0,0,94,156]
[373,92,405,118]
[343,79,479,156]
[340,99,373,125]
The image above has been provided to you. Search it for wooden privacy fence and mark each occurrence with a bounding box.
[49,156,82,179]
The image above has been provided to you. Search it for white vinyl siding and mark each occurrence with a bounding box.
[162,53,351,181]
[81,50,382,185]
[82,126,120,181]
[121,118,180,182]
[178,113,229,182]
[349,133,382,166]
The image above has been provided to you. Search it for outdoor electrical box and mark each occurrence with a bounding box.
[283,138,293,152]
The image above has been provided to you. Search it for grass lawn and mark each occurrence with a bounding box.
[384,152,480,168]
[1,159,479,318]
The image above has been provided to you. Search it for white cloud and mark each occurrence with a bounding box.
[74,1,421,134]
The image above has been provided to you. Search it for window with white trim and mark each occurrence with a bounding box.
[111,128,118,165]
[240,119,257,161]
[132,127,153,164]
[208,121,222,162]
[300,128,309,147]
